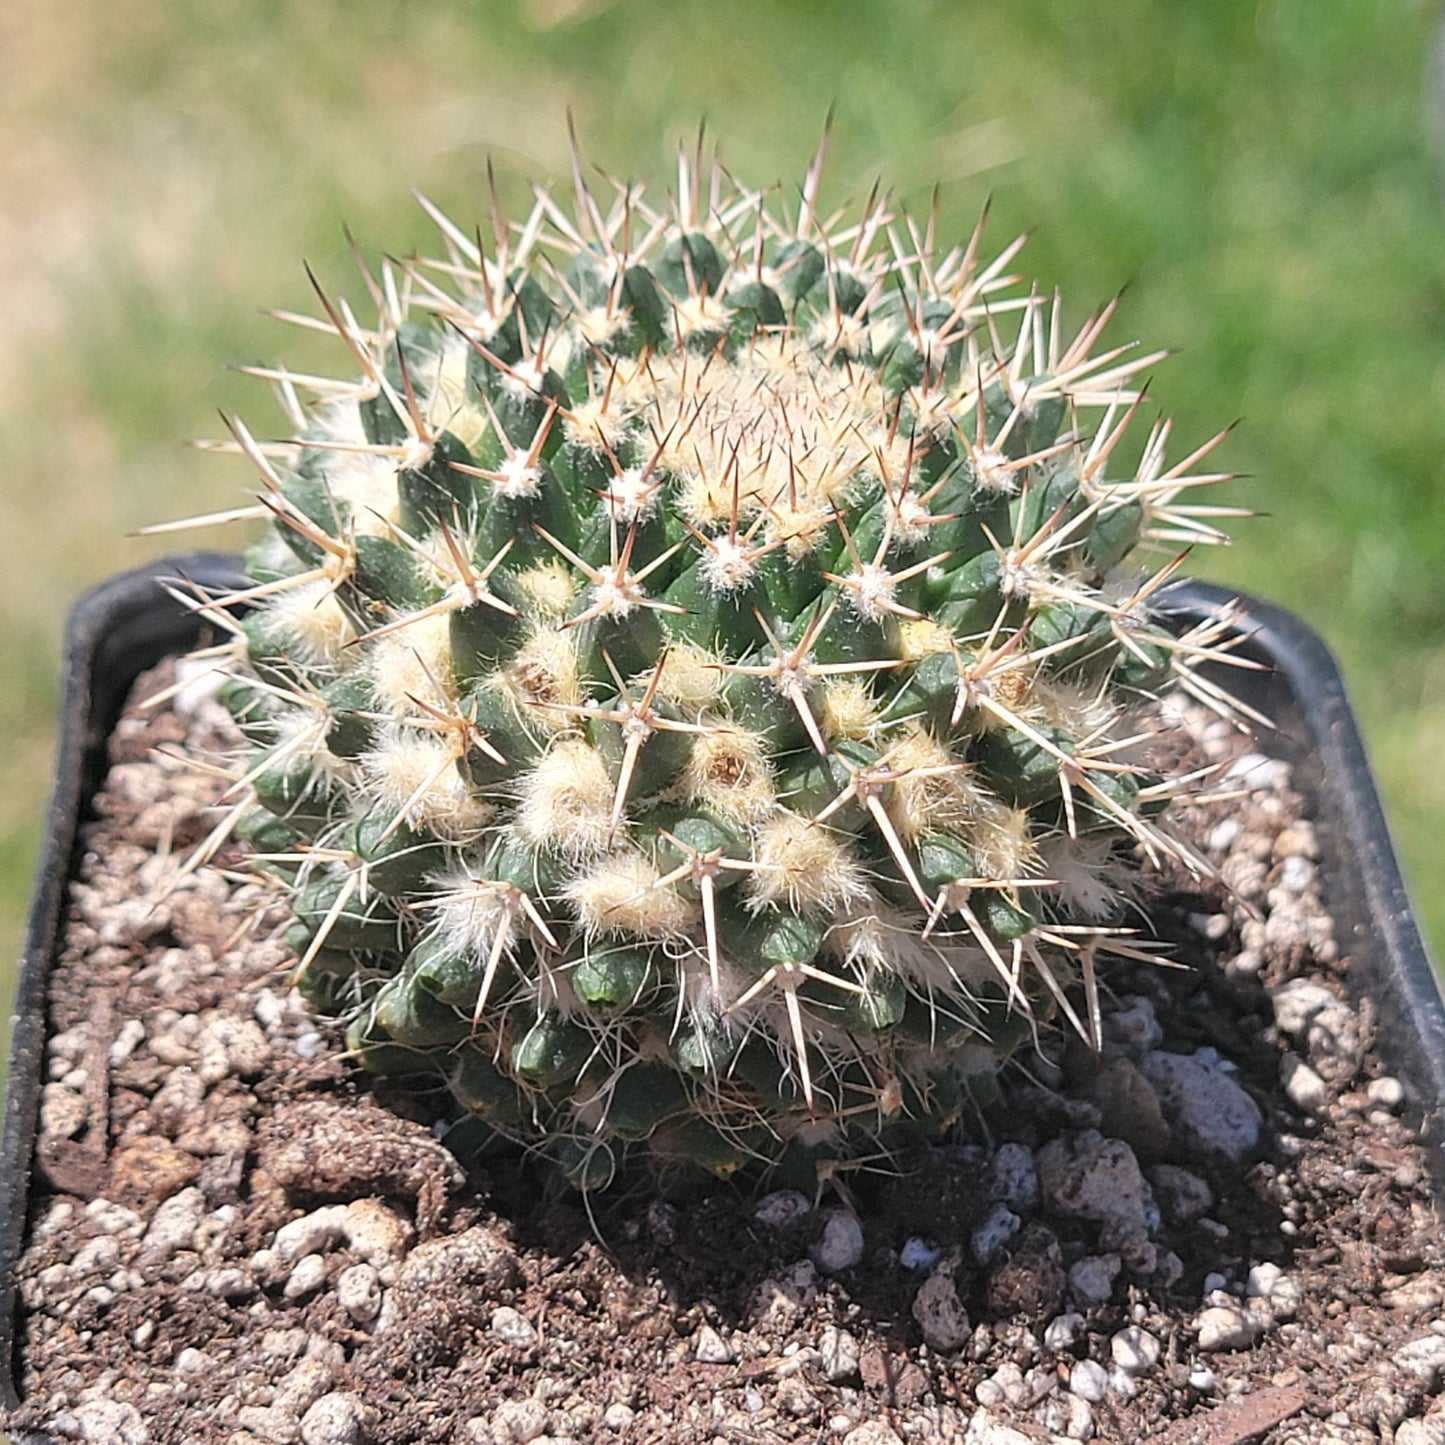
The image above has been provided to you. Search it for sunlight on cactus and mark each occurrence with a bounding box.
[156,130,1255,1190]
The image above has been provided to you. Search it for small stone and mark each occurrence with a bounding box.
[1208,818,1242,853]
[962,1416,1034,1445]
[1110,1326,1161,1374]
[175,1347,216,1375]
[1368,1076,1406,1111]
[1395,1333,1445,1381]
[490,1399,549,1444]
[1281,1054,1329,1115]
[1068,1254,1121,1305]
[1396,1420,1445,1445]
[206,1267,256,1302]
[1044,1313,1086,1350]
[694,1324,737,1364]
[601,1404,635,1432]
[817,1325,860,1382]
[645,1199,677,1245]
[913,1265,971,1352]
[275,1205,349,1263]
[337,1264,382,1324]
[139,1187,207,1260]
[1188,1366,1216,1392]
[975,1361,1028,1409]
[1195,1305,1263,1351]
[753,1190,811,1228]
[1275,854,1316,893]
[1036,1131,1151,1236]
[1148,1165,1213,1224]
[1042,1391,1095,1440]
[1141,1049,1262,1163]
[339,1199,412,1268]
[1103,996,1164,1055]
[109,1018,147,1065]
[1272,822,1318,859]
[300,1393,366,1445]
[72,1400,149,1444]
[1224,752,1289,791]
[842,1423,904,1445]
[491,1306,539,1349]
[294,1031,328,1060]
[284,1253,330,1300]
[971,1203,1021,1265]
[900,1236,942,1271]
[988,1142,1040,1210]
[811,1210,864,1273]
[1069,1358,1108,1402]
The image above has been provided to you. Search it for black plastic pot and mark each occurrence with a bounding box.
[0,557,1438,1427]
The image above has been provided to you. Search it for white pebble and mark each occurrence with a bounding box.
[900,1236,942,1271]
[1224,752,1290,791]
[489,1399,548,1443]
[1108,1364,1138,1398]
[300,1391,366,1445]
[1207,818,1242,853]
[294,1030,328,1060]
[139,1188,207,1260]
[1275,854,1316,893]
[1368,1075,1406,1111]
[1188,1365,1216,1392]
[1110,1325,1161,1374]
[694,1323,737,1364]
[284,1253,330,1300]
[1272,980,1340,1037]
[811,1210,864,1273]
[491,1305,538,1349]
[1195,1305,1262,1351]
[1281,1054,1329,1115]
[71,1400,149,1445]
[1397,1333,1445,1380]
[109,1019,146,1065]
[336,1264,383,1324]
[1397,1420,1445,1445]
[1044,1313,1086,1350]
[754,1190,811,1227]
[817,1325,860,1382]
[1069,1358,1109,1401]
[975,1361,1028,1409]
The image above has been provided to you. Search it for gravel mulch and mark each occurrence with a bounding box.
[4,663,1444,1445]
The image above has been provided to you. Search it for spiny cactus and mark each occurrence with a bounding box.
[168,135,1249,1190]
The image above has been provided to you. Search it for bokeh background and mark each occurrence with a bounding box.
[3,0,1443,1073]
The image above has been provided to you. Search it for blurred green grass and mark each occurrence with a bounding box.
[2,0,1442,1072]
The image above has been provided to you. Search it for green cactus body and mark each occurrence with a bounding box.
[195,138,1239,1188]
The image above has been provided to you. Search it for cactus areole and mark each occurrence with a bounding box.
[177,137,1248,1190]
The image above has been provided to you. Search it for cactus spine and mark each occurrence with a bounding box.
[181,135,1243,1189]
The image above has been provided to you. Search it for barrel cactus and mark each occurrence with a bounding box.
[179,136,1242,1190]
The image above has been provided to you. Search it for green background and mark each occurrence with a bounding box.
[3,0,1443,1076]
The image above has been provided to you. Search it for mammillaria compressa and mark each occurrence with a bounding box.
[167,135,1249,1189]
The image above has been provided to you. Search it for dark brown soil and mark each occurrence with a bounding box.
[4,665,1444,1445]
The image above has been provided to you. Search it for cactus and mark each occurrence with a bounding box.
[175,135,1246,1190]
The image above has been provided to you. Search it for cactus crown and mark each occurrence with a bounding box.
[178,136,1243,1189]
